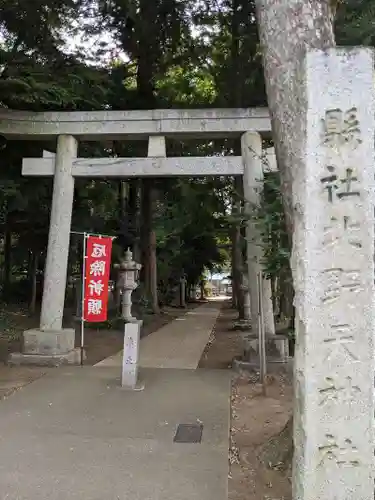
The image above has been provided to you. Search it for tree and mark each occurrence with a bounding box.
[254,0,336,470]
[0,0,297,331]
[254,0,335,241]
[335,0,375,46]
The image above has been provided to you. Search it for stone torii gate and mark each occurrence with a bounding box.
[0,107,277,364]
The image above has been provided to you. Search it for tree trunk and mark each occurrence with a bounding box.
[149,230,159,314]
[127,179,141,261]
[229,0,245,319]
[255,0,335,242]
[137,0,159,312]
[3,219,11,299]
[118,181,128,221]
[231,177,245,318]
[29,251,39,315]
[140,179,152,295]
[254,0,336,469]
[200,281,205,301]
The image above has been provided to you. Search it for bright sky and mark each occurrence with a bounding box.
[61,5,204,67]
[61,18,129,66]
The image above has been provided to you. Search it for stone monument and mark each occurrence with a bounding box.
[122,321,143,390]
[116,249,143,389]
[293,48,374,500]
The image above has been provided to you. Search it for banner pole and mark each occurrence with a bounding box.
[80,232,87,366]
[257,272,267,395]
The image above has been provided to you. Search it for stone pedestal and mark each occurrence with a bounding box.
[292,48,374,500]
[121,321,143,390]
[9,328,83,366]
[243,333,289,363]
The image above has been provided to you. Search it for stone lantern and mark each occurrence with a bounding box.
[116,248,142,323]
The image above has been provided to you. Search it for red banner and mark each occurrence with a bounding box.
[83,236,113,323]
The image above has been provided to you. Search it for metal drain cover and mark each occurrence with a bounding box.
[173,423,203,443]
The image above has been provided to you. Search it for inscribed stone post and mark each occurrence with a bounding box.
[122,322,141,389]
[293,48,374,500]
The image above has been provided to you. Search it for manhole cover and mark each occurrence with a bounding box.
[173,423,203,443]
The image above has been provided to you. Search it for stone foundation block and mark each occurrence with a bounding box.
[243,334,289,362]
[8,348,85,367]
[23,328,75,356]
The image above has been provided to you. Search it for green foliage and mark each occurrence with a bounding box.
[2,0,369,314]
[154,177,230,298]
[258,173,290,280]
[336,0,375,46]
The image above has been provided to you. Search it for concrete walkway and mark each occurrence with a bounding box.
[96,301,221,369]
[0,367,230,500]
[0,300,230,500]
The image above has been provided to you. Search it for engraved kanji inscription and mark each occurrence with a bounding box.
[321,167,360,203]
[321,107,362,148]
[126,337,135,349]
[321,268,362,304]
[318,434,360,467]
[338,168,360,199]
[318,376,361,406]
[323,216,362,249]
[321,166,337,202]
[323,324,358,363]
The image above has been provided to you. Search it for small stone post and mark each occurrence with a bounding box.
[293,48,374,500]
[122,321,143,390]
[116,249,143,390]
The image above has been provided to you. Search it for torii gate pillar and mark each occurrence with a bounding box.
[10,135,80,366]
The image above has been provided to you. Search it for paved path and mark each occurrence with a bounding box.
[96,301,221,369]
[0,366,230,500]
[0,299,230,499]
